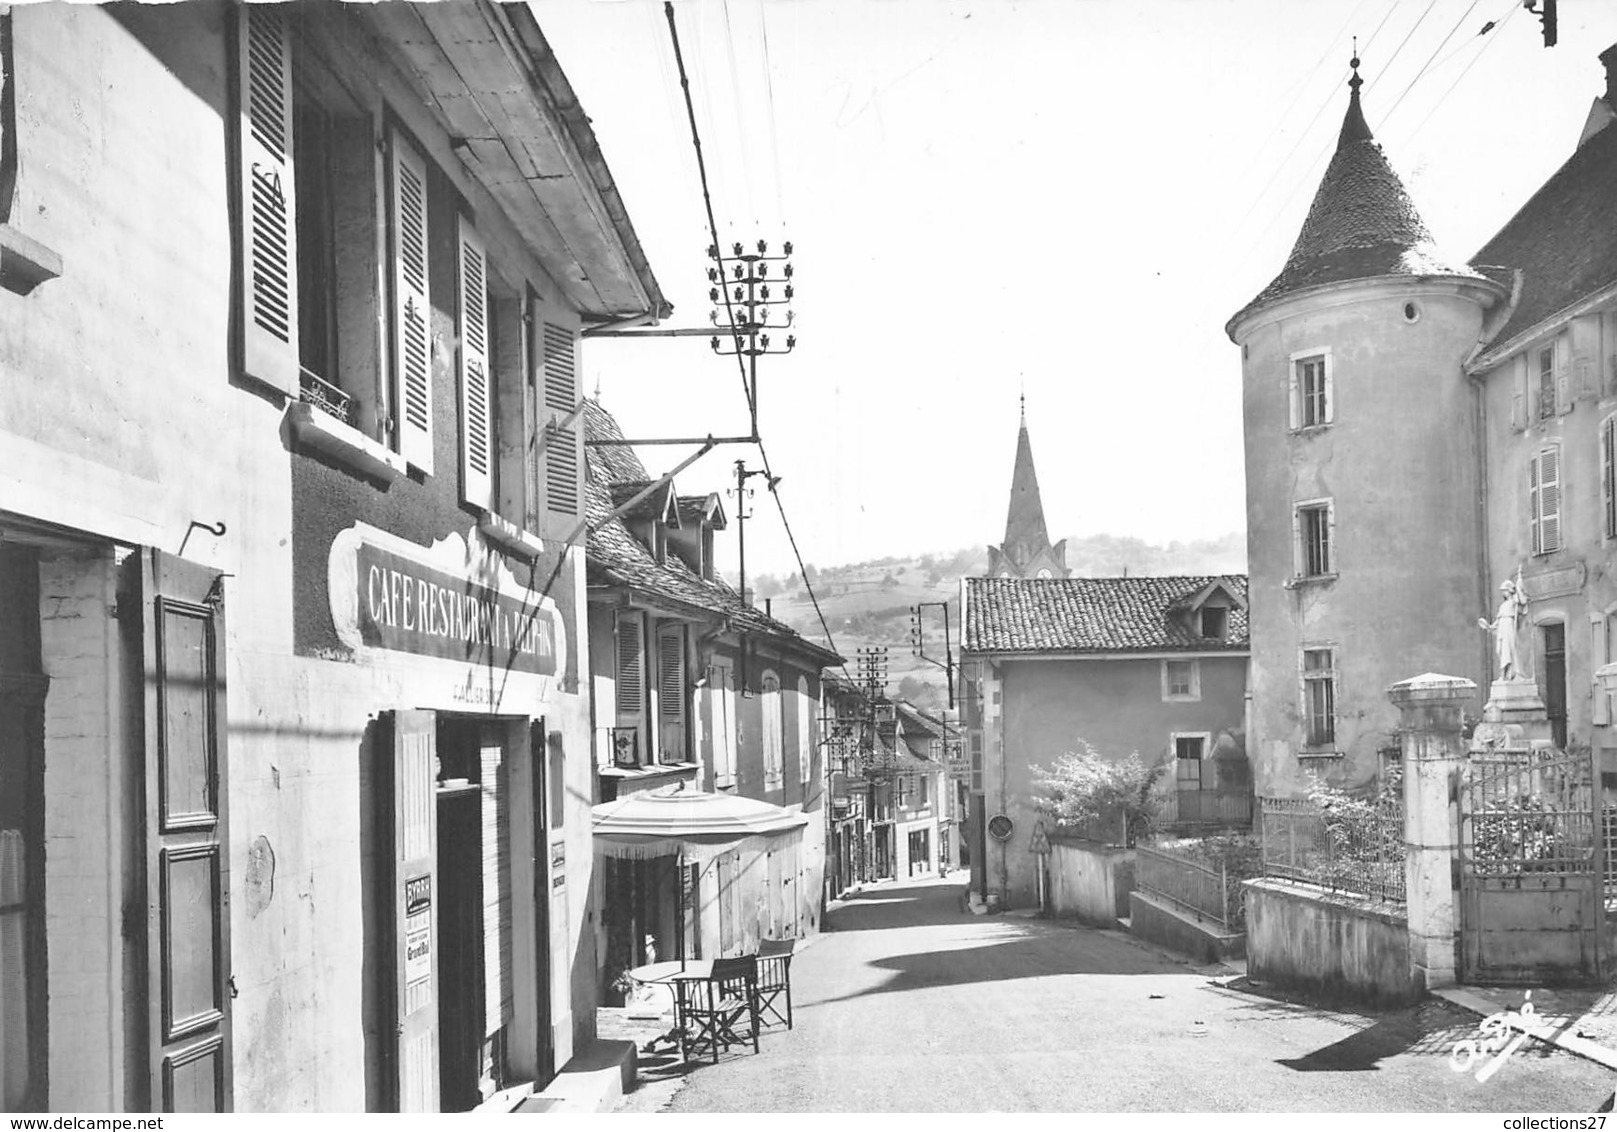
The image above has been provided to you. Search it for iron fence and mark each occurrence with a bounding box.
[1604,808,1617,911]
[1135,843,1245,931]
[1259,793,1405,903]
[1462,747,1597,878]
[1166,790,1254,827]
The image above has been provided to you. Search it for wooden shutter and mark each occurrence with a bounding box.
[1557,339,1573,415]
[797,675,812,786]
[1579,358,1598,401]
[1287,361,1300,430]
[234,4,298,396]
[1539,447,1562,553]
[1593,616,1611,727]
[129,550,232,1113]
[381,710,438,1113]
[1322,355,1335,425]
[1511,390,1527,432]
[615,612,644,730]
[657,624,686,763]
[480,740,512,1038]
[535,304,583,537]
[1604,416,1615,540]
[457,218,494,510]
[391,134,432,473]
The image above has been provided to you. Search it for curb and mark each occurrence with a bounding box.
[1431,986,1617,1072]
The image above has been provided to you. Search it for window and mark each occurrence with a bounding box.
[761,670,783,787]
[1174,735,1206,789]
[1530,446,1562,555]
[1295,500,1334,579]
[1162,659,1200,702]
[614,613,645,763]
[1603,415,1616,540]
[1291,352,1331,429]
[1538,344,1559,420]
[237,8,394,442]
[1302,648,1337,749]
[1200,606,1228,640]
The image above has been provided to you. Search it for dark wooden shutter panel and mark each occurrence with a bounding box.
[457,218,494,509]
[1530,453,1542,553]
[130,550,232,1112]
[392,135,433,472]
[235,4,298,396]
[657,625,686,763]
[616,614,643,718]
[541,320,581,530]
[383,710,438,1112]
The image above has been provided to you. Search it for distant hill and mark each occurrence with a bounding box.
[735,532,1245,712]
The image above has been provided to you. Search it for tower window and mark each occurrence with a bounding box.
[1289,349,1333,430]
[1294,500,1335,579]
[1302,648,1337,749]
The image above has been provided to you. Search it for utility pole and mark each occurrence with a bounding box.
[729,459,778,609]
[710,240,797,438]
[1526,0,1557,47]
[909,601,957,710]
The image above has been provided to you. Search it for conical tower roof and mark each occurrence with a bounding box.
[1227,59,1485,336]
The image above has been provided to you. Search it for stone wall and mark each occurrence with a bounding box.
[1245,878,1418,1005]
[1047,838,1134,926]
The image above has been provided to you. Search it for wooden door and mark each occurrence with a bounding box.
[130,550,232,1112]
[381,710,438,1112]
[528,720,552,1082]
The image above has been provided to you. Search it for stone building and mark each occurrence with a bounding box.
[959,575,1249,908]
[1230,44,1617,796]
[0,1,665,1112]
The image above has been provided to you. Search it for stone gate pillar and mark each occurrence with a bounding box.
[1388,673,1476,992]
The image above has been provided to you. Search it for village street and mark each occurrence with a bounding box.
[618,875,1617,1113]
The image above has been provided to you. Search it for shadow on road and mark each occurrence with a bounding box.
[824,878,979,933]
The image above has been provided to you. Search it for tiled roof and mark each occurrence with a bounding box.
[583,400,842,666]
[1471,118,1617,349]
[963,575,1250,654]
[1228,80,1486,335]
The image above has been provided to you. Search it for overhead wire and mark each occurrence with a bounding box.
[663,1,846,673]
[1375,0,1484,129]
[1366,0,1441,94]
[1406,0,1521,142]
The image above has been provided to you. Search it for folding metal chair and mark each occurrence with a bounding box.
[679,956,760,1064]
[755,938,796,1030]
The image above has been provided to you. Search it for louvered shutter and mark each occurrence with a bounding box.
[797,675,813,787]
[615,613,644,747]
[1593,616,1611,727]
[657,625,686,763]
[234,4,298,396]
[1530,451,1542,553]
[1604,416,1615,540]
[536,306,583,538]
[457,218,494,509]
[1579,358,1598,401]
[1557,339,1573,415]
[1539,447,1562,553]
[391,134,432,473]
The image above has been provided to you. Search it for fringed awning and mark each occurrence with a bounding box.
[591,783,808,864]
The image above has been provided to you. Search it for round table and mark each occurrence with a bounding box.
[628,959,713,984]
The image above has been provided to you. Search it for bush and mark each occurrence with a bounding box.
[1031,740,1167,846]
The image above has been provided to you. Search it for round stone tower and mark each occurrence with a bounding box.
[1226,60,1506,795]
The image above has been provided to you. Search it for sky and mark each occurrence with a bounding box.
[538,0,1617,580]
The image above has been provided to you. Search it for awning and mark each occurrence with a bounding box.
[591,783,808,864]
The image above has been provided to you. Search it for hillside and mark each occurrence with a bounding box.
[739,532,1246,712]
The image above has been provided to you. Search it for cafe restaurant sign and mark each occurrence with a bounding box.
[328,522,566,678]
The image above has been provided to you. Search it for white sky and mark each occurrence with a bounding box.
[538,0,1617,579]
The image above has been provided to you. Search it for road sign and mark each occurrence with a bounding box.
[1029,820,1051,856]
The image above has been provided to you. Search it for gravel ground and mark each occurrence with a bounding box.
[617,874,1617,1113]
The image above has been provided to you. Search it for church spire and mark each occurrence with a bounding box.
[988,398,1069,579]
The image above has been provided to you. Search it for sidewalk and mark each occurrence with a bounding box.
[1433,983,1617,1072]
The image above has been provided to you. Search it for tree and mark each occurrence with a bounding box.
[753,573,783,600]
[1031,740,1167,846]
[802,563,819,586]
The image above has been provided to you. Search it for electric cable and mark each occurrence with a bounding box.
[1406,0,1520,142]
[1376,0,1483,129]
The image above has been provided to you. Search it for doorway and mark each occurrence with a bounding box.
[1543,622,1568,749]
[433,717,509,1112]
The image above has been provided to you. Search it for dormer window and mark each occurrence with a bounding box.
[1200,606,1228,640]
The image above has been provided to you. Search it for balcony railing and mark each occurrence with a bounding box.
[299,367,357,428]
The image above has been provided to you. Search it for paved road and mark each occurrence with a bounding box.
[620,874,1617,1112]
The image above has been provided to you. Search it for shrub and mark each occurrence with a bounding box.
[1031,740,1167,846]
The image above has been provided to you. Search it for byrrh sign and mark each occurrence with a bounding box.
[328,523,565,678]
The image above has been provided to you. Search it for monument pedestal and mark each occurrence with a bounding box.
[1473,677,1551,747]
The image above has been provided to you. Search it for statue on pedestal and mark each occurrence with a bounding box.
[1478,568,1528,681]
